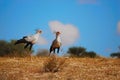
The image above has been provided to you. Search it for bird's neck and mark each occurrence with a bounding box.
[56,35,61,42]
[56,35,59,39]
[34,32,40,38]
[35,32,41,36]
[36,32,41,34]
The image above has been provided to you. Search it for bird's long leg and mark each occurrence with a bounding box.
[57,47,60,53]
[24,43,30,49]
[49,47,51,56]
[29,43,33,50]
[53,48,55,53]
[49,46,55,56]
[50,46,52,53]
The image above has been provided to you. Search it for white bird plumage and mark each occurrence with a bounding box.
[24,32,40,44]
[15,30,42,50]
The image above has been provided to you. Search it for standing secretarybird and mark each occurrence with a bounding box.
[14,30,42,50]
[49,31,62,56]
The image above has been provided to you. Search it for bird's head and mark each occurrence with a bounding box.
[36,29,42,34]
[56,31,61,36]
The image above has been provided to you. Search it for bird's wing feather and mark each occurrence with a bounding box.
[51,39,61,48]
[24,35,35,42]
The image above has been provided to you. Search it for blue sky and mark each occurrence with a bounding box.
[0,0,120,57]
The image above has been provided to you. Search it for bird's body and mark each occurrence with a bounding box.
[51,35,61,48]
[24,33,40,44]
[14,30,42,50]
[49,31,61,55]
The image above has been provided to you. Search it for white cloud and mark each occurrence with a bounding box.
[105,48,112,52]
[36,36,48,45]
[49,21,80,46]
[79,0,98,4]
[117,21,120,35]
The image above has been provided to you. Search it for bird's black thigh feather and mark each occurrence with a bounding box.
[24,42,33,50]
[14,39,27,45]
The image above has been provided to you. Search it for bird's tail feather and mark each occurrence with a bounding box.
[14,39,27,45]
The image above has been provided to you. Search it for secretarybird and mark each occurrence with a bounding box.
[14,30,42,50]
[49,31,62,56]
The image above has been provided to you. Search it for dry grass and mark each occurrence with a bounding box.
[43,55,66,72]
[0,57,120,80]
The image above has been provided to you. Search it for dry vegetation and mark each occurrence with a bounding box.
[0,56,120,80]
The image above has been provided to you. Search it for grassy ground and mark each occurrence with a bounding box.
[0,56,120,80]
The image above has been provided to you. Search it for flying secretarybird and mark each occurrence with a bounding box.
[14,30,42,50]
[49,31,62,55]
